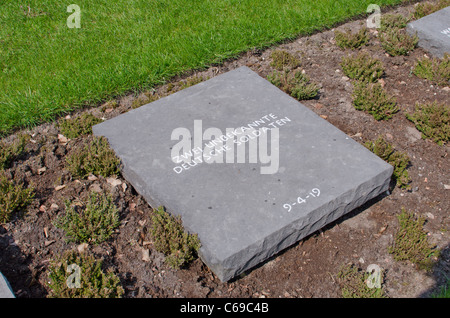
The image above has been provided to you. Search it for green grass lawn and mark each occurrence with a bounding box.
[0,0,407,136]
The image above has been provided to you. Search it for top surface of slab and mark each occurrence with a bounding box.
[407,6,450,58]
[93,66,392,281]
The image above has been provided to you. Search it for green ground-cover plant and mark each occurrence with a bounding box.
[388,208,439,271]
[334,27,369,50]
[0,173,34,223]
[65,136,120,178]
[290,72,320,100]
[0,0,408,136]
[413,54,450,86]
[337,264,386,298]
[340,51,385,83]
[365,135,396,162]
[47,250,124,298]
[150,206,201,269]
[352,82,398,120]
[380,13,409,32]
[379,28,418,56]
[58,113,102,139]
[365,135,411,189]
[386,151,411,188]
[131,92,161,109]
[268,70,319,100]
[0,134,29,170]
[270,50,301,71]
[406,101,450,146]
[432,278,450,298]
[180,75,206,90]
[413,0,450,19]
[54,191,120,244]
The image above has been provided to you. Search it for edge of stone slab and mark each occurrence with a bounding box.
[202,166,393,282]
[110,146,393,283]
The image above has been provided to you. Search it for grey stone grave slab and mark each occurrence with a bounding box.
[406,6,450,58]
[93,66,393,282]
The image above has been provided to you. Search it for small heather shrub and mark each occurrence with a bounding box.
[379,28,418,56]
[0,173,34,223]
[58,113,102,139]
[337,264,386,298]
[413,54,450,86]
[352,82,398,120]
[406,101,450,145]
[131,93,160,109]
[380,13,409,32]
[270,50,301,70]
[388,209,439,271]
[340,51,385,83]
[0,134,29,170]
[365,135,411,189]
[334,27,369,50]
[54,191,120,244]
[413,0,450,19]
[47,250,124,298]
[268,70,319,100]
[431,278,450,298]
[180,75,205,90]
[65,136,120,178]
[290,72,320,100]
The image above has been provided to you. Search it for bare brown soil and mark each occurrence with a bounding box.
[0,2,448,298]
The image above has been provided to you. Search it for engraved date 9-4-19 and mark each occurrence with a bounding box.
[283,188,320,212]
